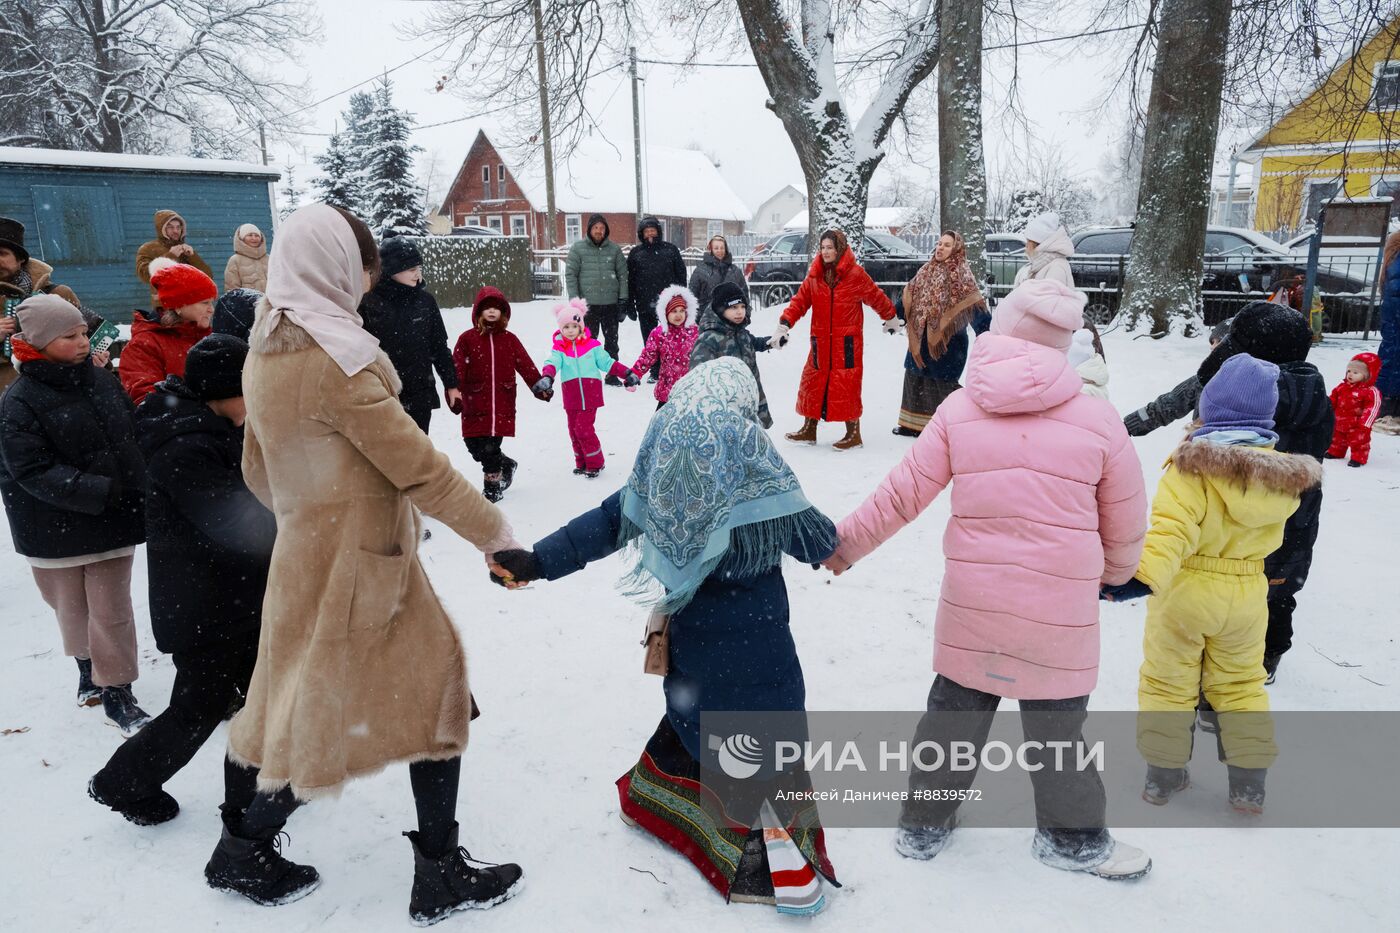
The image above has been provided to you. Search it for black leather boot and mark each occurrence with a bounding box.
[405,822,523,926]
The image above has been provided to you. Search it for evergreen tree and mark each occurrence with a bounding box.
[362,77,427,237]
[313,131,358,211]
[1003,189,1045,234]
[342,90,377,217]
[278,159,305,219]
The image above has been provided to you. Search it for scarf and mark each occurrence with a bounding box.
[618,357,828,614]
[262,204,380,377]
[902,232,983,366]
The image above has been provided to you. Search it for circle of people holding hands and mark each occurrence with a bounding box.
[0,201,1392,923]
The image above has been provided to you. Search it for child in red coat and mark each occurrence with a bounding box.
[450,287,550,502]
[1326,352,1382,467]
[119,258,215,404]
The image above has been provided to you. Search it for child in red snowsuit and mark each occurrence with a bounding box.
[537,299,639,477]
[450,286,549,502]
[1326,352,1382,467]
[631,285,698,408]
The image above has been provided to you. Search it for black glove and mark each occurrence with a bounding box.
[532,375,553,394]
[533,387,554,402]
[623,371,641,388]
[492,548,542,586]
[1100,578,1153,602]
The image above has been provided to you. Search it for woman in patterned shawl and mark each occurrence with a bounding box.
[491,358,839,912]
[893,230,989,436]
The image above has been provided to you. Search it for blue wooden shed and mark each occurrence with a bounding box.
[0,147,280,323]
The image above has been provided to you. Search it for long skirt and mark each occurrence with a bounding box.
[616,717,837,912]
[897,371,960,433]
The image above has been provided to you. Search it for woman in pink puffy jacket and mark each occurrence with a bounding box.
[826,278,1152,880]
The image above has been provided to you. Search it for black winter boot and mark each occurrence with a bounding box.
[1142,765,1190,806]
[405,822,522,926]
[88,774,179,826]
[205,808,320,906]
[482,474,504,503]
[499,456,518,492]
[75,657,101,707]
[102,685,151,738]
[1263,653,1281,686]
[1227,766,1267,815]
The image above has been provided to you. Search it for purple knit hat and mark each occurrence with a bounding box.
[1194,353,1279,437]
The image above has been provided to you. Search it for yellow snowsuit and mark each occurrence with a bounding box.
[1134,436,1321,770]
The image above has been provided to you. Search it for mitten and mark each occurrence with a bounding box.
[446,391,462,415]
[532,375,553,395]
[623,371,641,388]
[883,317,903,335]
[1100,578,1153,602]
[533,387,554,402]
[771,322,791,345]
[492,548,542,585]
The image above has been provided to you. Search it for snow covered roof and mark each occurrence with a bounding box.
[0,146,280,177]
[783,206,916,231]
[511,140,751,221]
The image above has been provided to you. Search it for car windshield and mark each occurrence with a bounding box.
[866,233,918,255]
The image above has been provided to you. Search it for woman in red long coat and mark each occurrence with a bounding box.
[774,229,898,450]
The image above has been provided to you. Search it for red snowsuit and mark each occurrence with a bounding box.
[779,248,896,422]
[1327,352,1382,465]
[118,310,211,403]
[450,287,543,438]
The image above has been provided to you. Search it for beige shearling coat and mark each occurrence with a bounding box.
[228,304,511,799]
[224,225,269,292]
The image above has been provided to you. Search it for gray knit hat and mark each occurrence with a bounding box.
[15,294,85,351]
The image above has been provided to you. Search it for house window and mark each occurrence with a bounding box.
[706,220,725,238]
[485,215,503,232]
[1374,176,1400,220]
[1374,60,1400,111]
[772,212,781,223]
[496,164,507,199]
[565,214,582,242]
[464,215,480,227]
[510,214,527,236]
[1302,179,1342,226]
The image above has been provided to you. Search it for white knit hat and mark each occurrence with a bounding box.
[1023,212,1062,244]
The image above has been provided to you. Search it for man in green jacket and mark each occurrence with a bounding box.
[565,213,628,385]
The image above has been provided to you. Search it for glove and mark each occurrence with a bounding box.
[623,371,641,388]
[1122,411,1149,437]
[771,323,791,347]
[491,548,542,586]
[1100,578,1153,602]
[883,317,903,335]
[532,376,553,395]
[533,387,554,402]
[445,390,462,415]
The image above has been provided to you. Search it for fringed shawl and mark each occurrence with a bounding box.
[902,232,984,366]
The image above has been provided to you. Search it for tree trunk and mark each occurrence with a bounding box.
[1119,0,1231,336]
[937,0,987,283]
[797,113,876,252]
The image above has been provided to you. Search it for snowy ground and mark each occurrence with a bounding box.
[3,300,1397,930]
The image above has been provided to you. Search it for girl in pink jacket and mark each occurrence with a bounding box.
[827,278,1150,880]
[630,285,699,408]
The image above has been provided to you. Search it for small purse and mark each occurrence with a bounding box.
[641,611,671,676]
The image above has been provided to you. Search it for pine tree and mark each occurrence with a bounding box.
[313,132,358,211]
[342,91,377,216]
[362,77,427,237]
[278,159,304,219]
[1003,189,1045,234]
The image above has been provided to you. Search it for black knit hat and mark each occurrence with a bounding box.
[184,334,248,401]
[0,216,28,264]
[212,288,261,342]
[1198,300,1312,384]
[379,236,424,279]
[711,281,747,314]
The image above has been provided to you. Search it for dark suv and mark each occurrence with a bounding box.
[743,231,925,307]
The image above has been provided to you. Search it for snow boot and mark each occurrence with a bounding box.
[1263,653,1281,686]
[1347,460,1362,468]
[894,819,956,860]
[499,456,518,492]
[832,420,863,450]
[584,468,601,479]
[1142,766,1190,806]
[88,774,179,826]
[892,426,919,438]
[205,808,321,906]
[482,474,504,503]
[646,371,659,384]
[785,418,818,444]
[102,685,151,738]
[75,657,101,707]
[729,830,776,905]
[1228,766,1266,815]
[1032,829,1151,880]
[1323,451,1343,459]
[572,466,586,475]
[404,823,523,926]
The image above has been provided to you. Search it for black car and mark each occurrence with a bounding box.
[743,231,925,307]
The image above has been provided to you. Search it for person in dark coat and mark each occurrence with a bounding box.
[627,216,687,381]
[688,233,750,313]
[1122,317,1233,436]
[689,281,785,428]
[490,358,840,908]
[0,295,149,733]
[89,335,277,827]
[212,288,263,342]
[449,286,550,502]
[358,237,460,432]
[1376,232,1400,423]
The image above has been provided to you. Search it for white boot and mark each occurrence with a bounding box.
[1031,830,1151,881]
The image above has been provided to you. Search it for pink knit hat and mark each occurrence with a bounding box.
[554,297,588,327]
[990,278,1085,351]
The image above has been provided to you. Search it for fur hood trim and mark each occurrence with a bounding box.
[1170,436,1322,496]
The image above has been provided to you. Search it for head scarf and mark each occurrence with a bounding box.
[901,231,984,366]
[619,357,830,614]
[262,204,380,377]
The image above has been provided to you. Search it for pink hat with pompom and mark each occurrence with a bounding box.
[990,278,1085,351]
[554,297,588,327]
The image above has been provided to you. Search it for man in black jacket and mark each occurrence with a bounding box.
[89,335,278,826]
[626,217,687,381]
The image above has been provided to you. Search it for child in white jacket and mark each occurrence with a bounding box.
[1068,328,1109,400]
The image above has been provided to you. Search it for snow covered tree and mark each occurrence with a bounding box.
[341,91,378,217]
[313,132,358,211]
[938,0,988,281]
[361,78,427,237]
[279,160,304,220]
[1003,190,1046,234]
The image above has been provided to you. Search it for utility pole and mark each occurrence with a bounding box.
[532,0,557,250]
[258,122,269,166]
[630,44,644,223]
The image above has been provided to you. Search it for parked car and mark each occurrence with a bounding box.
[1283,229,1384,283]
[985,233,1026,254]
[743,231,926,306]
[451,224,503,236]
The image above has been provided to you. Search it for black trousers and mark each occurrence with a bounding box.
[406,405,433,435]
[900,675,1107,835]
[584,303,621,362]
[95,638,258,801]
[1262,485,1322,659]
[637,305,660,375]
[464,436,505,475]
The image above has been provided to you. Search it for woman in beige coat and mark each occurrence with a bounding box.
[204,204,524,925]
[223,223,269,292]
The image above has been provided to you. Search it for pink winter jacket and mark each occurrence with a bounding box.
[834,333,1147,700]
[632,322,698,403]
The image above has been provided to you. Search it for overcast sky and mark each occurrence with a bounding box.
[273,1,1237,213]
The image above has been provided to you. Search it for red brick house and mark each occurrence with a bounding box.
[438,130,750,251]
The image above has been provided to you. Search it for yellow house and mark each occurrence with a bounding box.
[1243,17,1400,237]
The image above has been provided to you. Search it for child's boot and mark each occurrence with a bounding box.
[102,684,151,738]
[499,456,518,492]
[76,657,101,707]
[1142,765,1189,806]
[483,473,503,503]
[1227,766,1266,814]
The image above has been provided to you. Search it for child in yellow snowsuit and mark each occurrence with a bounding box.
[1102,354,1321,814]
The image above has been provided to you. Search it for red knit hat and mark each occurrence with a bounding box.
[150,257,217,310]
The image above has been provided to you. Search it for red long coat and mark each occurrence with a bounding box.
[118,311,211,403]
[450,288,543,438]
[779,249,897,422]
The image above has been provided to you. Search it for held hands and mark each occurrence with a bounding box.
[882,317,903,335]
[820,553,852,576]
[532,375,554,400]
[770,323,791,349]
[1100,578,1153,602]
[489,548,541,589]
[623,371,641,392]
[445,388,463,414]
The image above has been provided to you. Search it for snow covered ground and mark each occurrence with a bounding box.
[2,300,1397,930]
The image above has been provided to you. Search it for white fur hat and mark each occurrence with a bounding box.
[1023,212,1062,244]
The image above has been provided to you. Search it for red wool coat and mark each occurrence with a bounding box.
[780,249,897,422]
[451,288,543,438]
[118,311,211,403]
